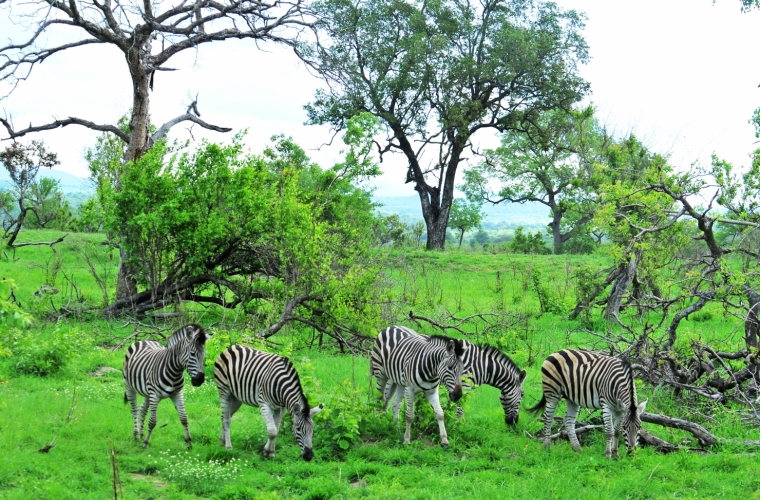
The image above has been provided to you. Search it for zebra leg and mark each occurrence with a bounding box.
[601,405,619,459]
[137,397,150,439]
[125,388,140,440]
[541,397,560,449]
[424,388,449,449]
[143,393,160,449]
[273,408,284,434]
[564,401,582,452]
[382,381,397,411]
[170,391,192,450]
[403,386,416,445]
[260,404,279,458]
[391,385,405,421]
[220,396,242,449]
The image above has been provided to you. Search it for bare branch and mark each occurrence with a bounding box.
[0,115,129,142]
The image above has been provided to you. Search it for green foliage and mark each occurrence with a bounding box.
[306,0,590,247]
[3,327,83,377]
[447,198,484,248]
[0,278,32,331]
[103,133,383,335]
[373,213,408,247]
[510,226,550,254]
[531,269,563,315]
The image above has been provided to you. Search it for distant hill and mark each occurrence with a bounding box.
[0,168,94,208]
[372,195,549,229]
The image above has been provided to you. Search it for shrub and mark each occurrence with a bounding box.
[5,327,82,376]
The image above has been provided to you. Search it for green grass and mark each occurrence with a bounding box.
[1,231,760,499]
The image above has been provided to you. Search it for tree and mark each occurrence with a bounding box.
[447,198,483,248]
[305,0,589,250]
[25,178,72,230]
[101,133,384,347]
[373,213,408,247]
[509,226,549,254]
[0,0,312,302]
[0,140,61,247]
[463,107,606,254]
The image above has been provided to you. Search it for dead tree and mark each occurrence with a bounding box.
[0,0,313,303]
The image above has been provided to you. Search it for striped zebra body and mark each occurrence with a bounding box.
[529,349,647,459]
[371,325,466,448]
[459,343,526,425]
[376,328,526,425]
[214,345,324,461]
[122,324,208,449]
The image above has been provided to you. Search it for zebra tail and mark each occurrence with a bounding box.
[526,395,546,414]
[123,392,128,404]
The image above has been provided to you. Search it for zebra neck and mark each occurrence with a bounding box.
[164,341,190,371]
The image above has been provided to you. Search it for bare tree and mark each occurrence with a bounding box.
[0,0,312,303]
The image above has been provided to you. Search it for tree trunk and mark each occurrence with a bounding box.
[458,229,464,248]
[115,52,152,302]
[745,285,760,350]
[605,248,642,319]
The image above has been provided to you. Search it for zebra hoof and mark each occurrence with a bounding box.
[142,442,150,449]
[441,443,450,451]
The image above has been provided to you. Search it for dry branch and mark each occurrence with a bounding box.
[641,412,717,446]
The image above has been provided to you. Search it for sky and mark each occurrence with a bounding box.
[0,0,758,197]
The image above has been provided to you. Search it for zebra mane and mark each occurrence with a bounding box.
[166,324,208,349]
[477,344,524,378]
[428,335,465,357]
[281,357,311,418]
[618,356,637,411]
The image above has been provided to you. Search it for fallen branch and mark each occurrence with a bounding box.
[641,412,717,446]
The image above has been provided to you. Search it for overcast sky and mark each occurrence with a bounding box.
[0,0,758,196]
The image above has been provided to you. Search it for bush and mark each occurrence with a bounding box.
[4,327,82,376]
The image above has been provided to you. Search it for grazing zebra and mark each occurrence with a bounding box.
[371,325,466,448]
[378,330,526,425]
[123,324,209,449]
[214,345,324,461]
[528,349,648,459]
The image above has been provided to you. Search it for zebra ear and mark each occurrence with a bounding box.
[518,369,527,382]
[637,399,648,415]
[310,403,324,417]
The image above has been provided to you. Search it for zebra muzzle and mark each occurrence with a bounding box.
[301,447,314,461]
[191,372,205,386]
[450,384,463,402]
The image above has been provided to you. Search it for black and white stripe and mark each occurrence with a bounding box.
[123,324,208,449]
[528,349,647,459]
[214,345,324,461]
[376,329,526,425]
[457,342,526,425]
[371,325,466,448]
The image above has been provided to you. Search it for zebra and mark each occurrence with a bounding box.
[371,325,466,448]
[528,349,648,459]
[214,345,324,461]
[123,323,209,449]
[377,330,526,425]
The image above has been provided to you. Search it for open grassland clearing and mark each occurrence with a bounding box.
[1,231,759,499]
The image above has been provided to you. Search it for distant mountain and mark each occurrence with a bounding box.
[372,195,549,229]
[0,168,94,192]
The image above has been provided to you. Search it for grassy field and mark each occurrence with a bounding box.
[1,230,759,499]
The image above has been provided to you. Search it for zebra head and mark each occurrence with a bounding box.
[291,401,324,461]
[619,398,648,453]
[436,338,466,403]
[500,369,527,426]
[179,324,208,387]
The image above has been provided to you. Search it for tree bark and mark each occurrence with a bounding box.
[115,43,153,302]
[605,248,642,319]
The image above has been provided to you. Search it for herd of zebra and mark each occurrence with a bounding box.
[122,324,647,462]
